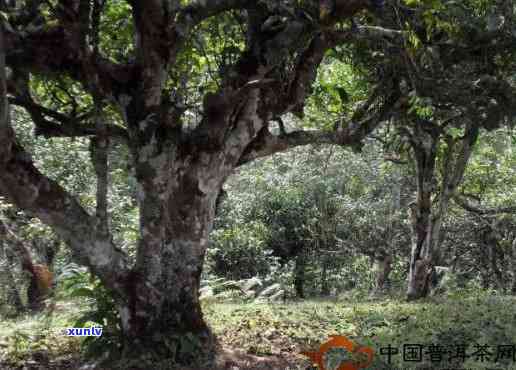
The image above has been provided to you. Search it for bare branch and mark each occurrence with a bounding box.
[238,86,401,165]
[383,154,408,165]
[176,0,254,33]
[4,26,134,101]
[284,33,331,116]
[354,25,405,40]
[7,69,127,141]
[453,196,516,215]
[448,121,480,189]
[238,127,335,165]
[282,23,403,117]
[10,96,129,142]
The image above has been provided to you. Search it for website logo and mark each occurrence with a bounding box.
[301,335,374,370]
[62,326,103,337]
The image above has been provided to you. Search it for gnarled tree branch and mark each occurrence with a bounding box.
[0,25,130,297]
[178,0,254,29]
[10,96,129,142]
[454,196,516,215]
[238,84,401,165]
[4,25,134,101]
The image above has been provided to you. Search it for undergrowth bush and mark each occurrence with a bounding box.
[58,263,121,361]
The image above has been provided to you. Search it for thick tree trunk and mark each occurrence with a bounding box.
[406,125,439,300]
[116,198,219,364]
[406,146,453,299]
[406,121,479,300]
[117,241,214,364]
[114,112,229,363]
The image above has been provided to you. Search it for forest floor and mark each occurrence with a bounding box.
[1,291,515,370]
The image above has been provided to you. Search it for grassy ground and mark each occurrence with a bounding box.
[1,291,516,369]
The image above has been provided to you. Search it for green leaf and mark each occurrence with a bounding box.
[69,287,95,299]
